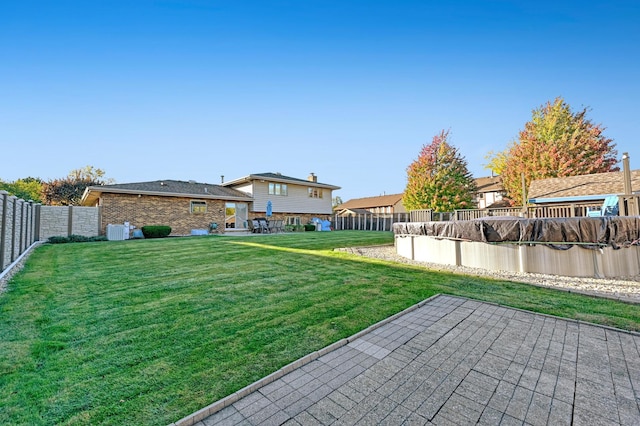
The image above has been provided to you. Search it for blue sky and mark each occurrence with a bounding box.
[2,1,639,201]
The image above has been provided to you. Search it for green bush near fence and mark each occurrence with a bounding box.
[47,235,108,244]
[141,225,172,238]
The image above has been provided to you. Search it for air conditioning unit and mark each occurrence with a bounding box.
[106,224,128,241]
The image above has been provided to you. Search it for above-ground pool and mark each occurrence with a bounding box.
[394,216,640,278]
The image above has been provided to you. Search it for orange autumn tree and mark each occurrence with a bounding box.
[403,130,476,212]
[42,166,113,206]
[494,97,618,206]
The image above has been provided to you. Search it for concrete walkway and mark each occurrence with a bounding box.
[175,295,640,426]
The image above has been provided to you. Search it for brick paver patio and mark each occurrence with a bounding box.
[174,295,640,426]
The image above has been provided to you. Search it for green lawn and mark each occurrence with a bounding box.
[1,231,639,425]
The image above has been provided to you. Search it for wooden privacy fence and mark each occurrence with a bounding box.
[333,198,640,233]
[332,213,410,231]
[455,203,606,220]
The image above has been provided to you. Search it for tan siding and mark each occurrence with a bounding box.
[252,182,334,215]
[393,200,407,213]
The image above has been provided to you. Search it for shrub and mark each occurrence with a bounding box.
[141,225,172,238]
[47,235,108,244]
[47,236,70,244]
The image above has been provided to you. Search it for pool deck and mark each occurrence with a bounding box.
[173,295,640,426]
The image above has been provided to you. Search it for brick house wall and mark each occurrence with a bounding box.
[100,193,226,236]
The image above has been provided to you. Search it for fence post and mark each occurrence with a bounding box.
[35,204,41,241]
[0,191,7,272]
[11,197,17,262]
[28,201,33,245]
[68,205,74,236]
[19,200,25,254]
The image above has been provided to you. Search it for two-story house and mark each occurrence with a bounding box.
[221,172,340,227]
[474,176,506,209]
[81,172,340,235]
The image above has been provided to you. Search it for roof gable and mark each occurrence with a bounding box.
[222,172,340,190]
[474,176,503,193]
[528,170,640,200]
[337,193,404,210]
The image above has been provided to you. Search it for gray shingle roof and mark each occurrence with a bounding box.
[474,176,503,193]
[336,194,404,210]
[528,170,640,199]
[83,180,252,203]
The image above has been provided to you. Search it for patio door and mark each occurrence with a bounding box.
[225,202,248,229]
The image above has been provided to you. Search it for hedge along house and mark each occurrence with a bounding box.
[80,180,252,236]
[221,172,340,228]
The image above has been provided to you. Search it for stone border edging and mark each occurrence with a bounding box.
[169,294,443,426]
[0,241,42,295]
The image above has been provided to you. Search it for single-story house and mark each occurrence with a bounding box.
[474,175,506,209]
[335,193,406,217]
[81,172,340,235]
[335,207,372,217]
[528,169,640,206]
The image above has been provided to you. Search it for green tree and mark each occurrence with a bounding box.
[483,150,508,176]
[332,196,344,208]
[0,177,44,202]
[496,97,618,206]
[41,166,113,206]
[403,130,476,212]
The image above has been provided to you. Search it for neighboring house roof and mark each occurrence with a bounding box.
[222,172,341,190]
[336,194,404,210]
[474,176,503,193]
[336,207,371,216]
[81,179,253,205]
[528,170,640,203]
[485,199,512,208]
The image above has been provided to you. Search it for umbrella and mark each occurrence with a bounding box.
[266,200,273,217]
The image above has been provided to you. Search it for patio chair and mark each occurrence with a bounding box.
[586,195,619,217]
[247,220,260,233]
[257,219,270,233]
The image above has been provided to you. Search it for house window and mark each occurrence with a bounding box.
[308,187,323,198]
[286,216,301,225]
[190,200,207,214]
[268,182,288,196]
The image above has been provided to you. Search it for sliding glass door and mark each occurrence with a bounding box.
[225,202,248,229]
